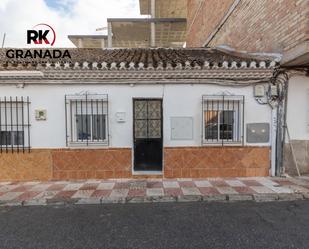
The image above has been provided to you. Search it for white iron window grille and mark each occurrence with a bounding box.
[0,96,31,153]
[202,95,244,146]
[65,93,109,147]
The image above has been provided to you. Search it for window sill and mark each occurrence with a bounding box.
[202,142,243,147]
[67,142,109,149]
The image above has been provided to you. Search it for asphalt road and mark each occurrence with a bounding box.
[0,201,308,249]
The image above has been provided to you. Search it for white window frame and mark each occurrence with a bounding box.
[65,93,109,147]
[202,95,244,146]
[73,113,108,143]
[0,97,31,152]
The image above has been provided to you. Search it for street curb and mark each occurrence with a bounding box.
[202,194,227,202]
[177,195,203,202]
[101,197,126,204]
[253,194,279,202]
[0,201,23,207]
[46,198,78,206]
[23,199,47,206]
[277,193,304,201]
[149,196,177,203]
[303,193,309,199]
[0,193,308,207]
[228,194,254,202]
[76,198,101,205]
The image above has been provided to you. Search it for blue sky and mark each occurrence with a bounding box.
[44,0,61,9]
[0,0,141,47]
[44,0,74,13]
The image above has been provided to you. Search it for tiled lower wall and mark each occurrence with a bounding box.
[52,149,132,179]
[0,146,270,181]
[164,147,270,178]
[0,150,53,181]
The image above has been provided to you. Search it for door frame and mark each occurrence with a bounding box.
[132,97,164,174]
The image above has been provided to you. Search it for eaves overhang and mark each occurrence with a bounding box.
[0,48,277,85]
[281,41,309,68]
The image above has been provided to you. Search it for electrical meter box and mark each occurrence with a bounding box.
[254,85,265,97]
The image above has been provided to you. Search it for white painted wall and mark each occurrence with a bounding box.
[0,83,272,148]
[287,75,309,140]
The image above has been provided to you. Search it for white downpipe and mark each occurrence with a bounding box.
[78,38,83,48]
[107,22,112,48]
[150,0,156,47]
[271,107,277,176]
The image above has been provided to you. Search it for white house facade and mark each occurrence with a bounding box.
[0,48,280,181]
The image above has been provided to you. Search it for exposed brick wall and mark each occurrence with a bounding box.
[187,0,235,47]
[187,0,309,53]
[164,147,270,178]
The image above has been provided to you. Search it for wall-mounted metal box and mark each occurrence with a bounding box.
[115,112,126,123]
[254,85,265,97]
[171,117,193,140]
[246,123,270,143]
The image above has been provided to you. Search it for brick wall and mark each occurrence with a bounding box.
[187,0,234,47]
[187,0,309,53]
[164,147,270,178]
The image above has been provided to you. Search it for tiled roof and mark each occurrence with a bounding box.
[0,48,277,70]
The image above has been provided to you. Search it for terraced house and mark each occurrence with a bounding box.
[186,0,309,175]
[0,0,307,181]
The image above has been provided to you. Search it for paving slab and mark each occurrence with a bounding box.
[0,177,306,206]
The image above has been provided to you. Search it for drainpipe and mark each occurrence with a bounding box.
[276,71,289,176]
[270,104,278,176]
[101,39,105,49]
[150,0,156,47]
[107,21,112,48]
[78,38,83,48]
[270,70,289,176]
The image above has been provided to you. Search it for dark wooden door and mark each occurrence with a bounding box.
[133,99,163,171]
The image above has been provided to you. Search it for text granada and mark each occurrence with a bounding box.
[6,49,71,59]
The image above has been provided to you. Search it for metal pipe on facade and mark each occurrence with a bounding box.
[1,33,6,48]
[150,0,156,47]
[107,22,112,48]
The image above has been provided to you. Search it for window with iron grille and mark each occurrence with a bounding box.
[202,95,244,146]
[0,97,31,153]
[65,93,109,147]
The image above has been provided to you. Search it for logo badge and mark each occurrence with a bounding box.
[27,23,56,46]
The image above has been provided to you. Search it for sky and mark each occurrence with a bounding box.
[0,0,142,48]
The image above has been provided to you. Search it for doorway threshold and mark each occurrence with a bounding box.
[133,170,163,176]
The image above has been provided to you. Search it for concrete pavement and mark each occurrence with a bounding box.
[0,176,309,206]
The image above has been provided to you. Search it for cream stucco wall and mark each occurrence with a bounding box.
[0,83,272,149]
[287,75,309,140]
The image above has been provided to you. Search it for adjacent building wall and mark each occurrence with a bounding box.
[186,0,234,47]
[284,75,309,175]
[187,0,309,53]
[0,83,271,180]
